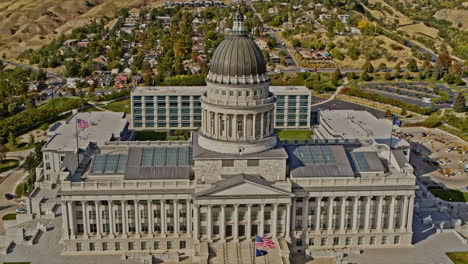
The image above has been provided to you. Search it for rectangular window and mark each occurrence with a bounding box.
[358,237,364,245]
[382,236,388,245]
[154,241,160,249]
[321,238,327,246]
[222,160,234,167]
[394,236,400,244]
[128,242,134,250]
[167,241,173,249]
[76,243,82,252]
[247,159,259,166]
[89,243,95,251]
[180,241,186,249]
[333,237,339,245]
[309,238,314,246]
[115,242,121,251]
[133,96,142,101]
[370,236,376,245]
[345,237,352,245]
[141,242,147,250]
[102,242,108,251]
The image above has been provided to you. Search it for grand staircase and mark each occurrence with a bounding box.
[208,239,289,264]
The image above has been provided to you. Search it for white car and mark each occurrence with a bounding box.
[16,208,27,214]
[437,160,447,166]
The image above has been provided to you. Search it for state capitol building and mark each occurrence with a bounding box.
[51,10,416,263]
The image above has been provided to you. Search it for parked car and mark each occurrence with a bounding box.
[15,208,26,214]
[19,200,27,205]
[437,160,447,166]
[5,193,14,200]
[465,164,468,173]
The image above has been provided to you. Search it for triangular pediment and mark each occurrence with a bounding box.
[209,182,285,196]
[194,174,292,198]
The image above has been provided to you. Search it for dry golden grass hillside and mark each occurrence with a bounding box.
[0,0,153,60]
[434,9,468,30]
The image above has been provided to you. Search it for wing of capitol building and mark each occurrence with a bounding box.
[31,10,416,264]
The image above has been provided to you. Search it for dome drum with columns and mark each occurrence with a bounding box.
[199,9,277,154]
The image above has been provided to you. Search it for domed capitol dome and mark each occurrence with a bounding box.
[198,9,277,155]
[206,10,269,85]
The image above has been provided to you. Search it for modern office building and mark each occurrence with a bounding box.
[131,86,311,131]
[56,11,415,263]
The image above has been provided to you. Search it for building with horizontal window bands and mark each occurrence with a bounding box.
[131,86,311,130]
[314,109,411,161]
[54,10,415,263]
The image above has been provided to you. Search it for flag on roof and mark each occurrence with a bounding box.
[255,235,275,248]
[256,249,268,257]
[392,117,402,126]
[77,118,89,129]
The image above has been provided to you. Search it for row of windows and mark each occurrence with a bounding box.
[133,96,200,101]
[134,122,201,128]
[306,235,400,247]
[221,159,259,167]
[134,102,202,108]
[213,89,265,97]
[276,122,309,126]
[76,240,186,252]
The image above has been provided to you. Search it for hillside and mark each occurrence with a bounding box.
[0,0,150,59]
[434,9,468,31]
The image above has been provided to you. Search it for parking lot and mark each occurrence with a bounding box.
[402,126,468,190]
[359,82,455,109]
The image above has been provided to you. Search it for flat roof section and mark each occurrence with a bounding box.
[132,86,310,95]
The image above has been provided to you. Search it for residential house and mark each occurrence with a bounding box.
[96,75,114,87]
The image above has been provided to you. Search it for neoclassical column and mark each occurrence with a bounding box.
[62,201,70,239]
[223,114,228,139]
[265,111,270,136]
[327,197,334,231]
[388,196,396,231]
[233,204,239,240]
[364,196,372,231]
[174,200,180,236]
[161,200,166,236]
[108,201,114,237]
[67,201,76,238]
[352,196,359,231]
[285,203,291,241]
[207,205,213,241]
[147,200,153,236]
[315,197,321,232]
[269,111,274,134]
[193,204,199,240]
[246,204,251,239]
[272,203,278,238]
[214,112,219,139]
[339,197,346,231]
[400,195,409,230]
[82,201,89,238]
[233,115,238,140]
[259,203,265,237]
[243,114,247,140]
[122,200,128,237]
[220,205,226,240]
[376,196,384,230]
[187,200,192,235]
[94,201,102,238]
[260,113,264,138]
[291,199,297,231]
[135,200,141,237]
[252,113,257,139]
[302,197,309,231]
[407,195,415,232]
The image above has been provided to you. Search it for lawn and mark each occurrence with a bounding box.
[81,106,103,112]
[2,213,17,221]
[0,159,19,174]
[135,131,190,141]
[446,252,468,264]
[429,189,468,202]
[135,131,168,141]
[102,99,130,114]
[38,97,82,110]
[5,141,32,152]
[277,129,313,140]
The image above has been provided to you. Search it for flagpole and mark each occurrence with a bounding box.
[388,119,394,166]
[75,115,80,171]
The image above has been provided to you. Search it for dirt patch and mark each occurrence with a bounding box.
[434,9,468,30]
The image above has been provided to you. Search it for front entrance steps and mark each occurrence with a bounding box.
[206,238,290,264]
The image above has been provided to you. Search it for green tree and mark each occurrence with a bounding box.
[378,63,387,72]
[361,71,371,81]
[407,59,418,72]
[453,91,466,113]
[0,144,8,162]
[28,134,35,147]
[384,71,392,80]
[362,60,374,73]
[8,132,17,148]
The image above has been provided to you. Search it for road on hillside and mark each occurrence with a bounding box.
[0,59,66,85]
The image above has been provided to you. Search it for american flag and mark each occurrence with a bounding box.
[255,235,275,248]
[77,118,89,129]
